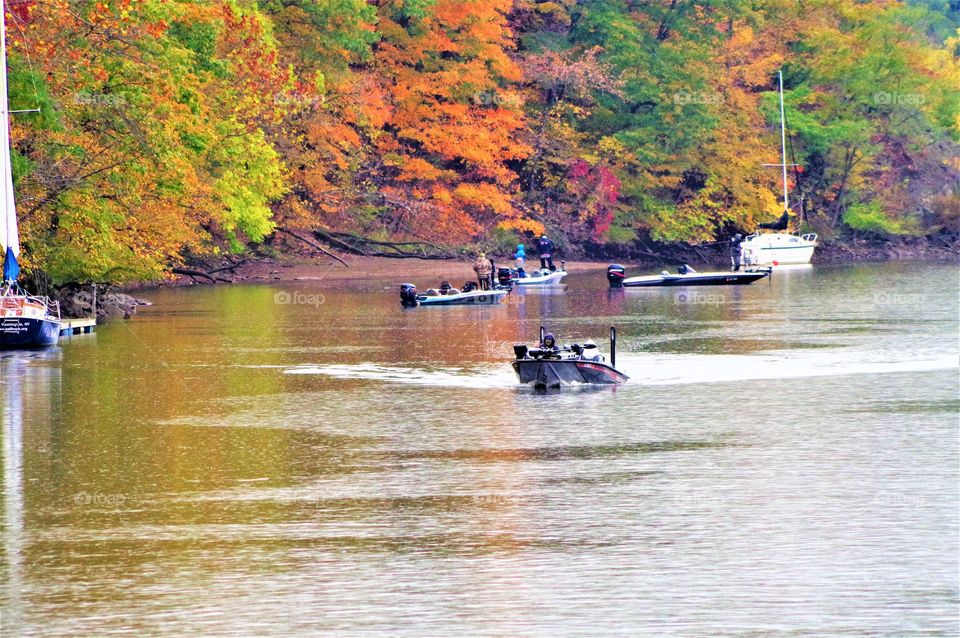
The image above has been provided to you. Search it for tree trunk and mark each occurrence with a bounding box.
[276,227,350,266]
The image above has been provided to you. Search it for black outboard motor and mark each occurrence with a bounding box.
[497,267,514,287]
[607,264,626,288]
[400,283,419,307]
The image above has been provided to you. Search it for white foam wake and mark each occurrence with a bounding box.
[284,352,957,389]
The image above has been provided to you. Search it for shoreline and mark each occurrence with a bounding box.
[123,253,957,293]
[122,256,611,290]
[122,234,957,291]
[67,242,955,320]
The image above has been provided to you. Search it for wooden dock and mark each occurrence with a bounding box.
[60,318,96,336]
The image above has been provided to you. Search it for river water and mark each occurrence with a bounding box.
[2,262,958,636]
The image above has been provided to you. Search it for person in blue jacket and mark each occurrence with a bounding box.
[513,243,526,279]
[536,234,556,271]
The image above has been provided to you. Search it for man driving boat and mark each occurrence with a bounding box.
[541,333,559,352]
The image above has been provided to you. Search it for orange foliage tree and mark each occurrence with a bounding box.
[368,0,533,240]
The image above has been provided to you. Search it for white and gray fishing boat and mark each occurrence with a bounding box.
[399,282,508,307]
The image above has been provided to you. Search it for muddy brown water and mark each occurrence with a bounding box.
[2,262,958,636]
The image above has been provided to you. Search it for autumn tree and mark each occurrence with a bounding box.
[367,0,534,240]
[7,0,288,283]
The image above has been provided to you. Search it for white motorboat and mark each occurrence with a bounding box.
[741,70,817,266]
[740,232,817,266]
[512,267,567,286]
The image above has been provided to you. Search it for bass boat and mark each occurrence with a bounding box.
[512,326,629,389]
[606,264,770,288]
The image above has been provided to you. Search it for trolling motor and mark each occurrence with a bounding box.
[607,264,626,288]
[399,283,419,307]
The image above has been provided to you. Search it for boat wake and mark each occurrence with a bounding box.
[285,363,517,389]
[284,351,957,389]
[620,352,957,386]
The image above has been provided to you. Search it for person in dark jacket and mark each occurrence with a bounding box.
[541,333,559,351]
[730,234,743,272]
[536,235,556,271]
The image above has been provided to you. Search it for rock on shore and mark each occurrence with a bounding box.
[54,285,151,320]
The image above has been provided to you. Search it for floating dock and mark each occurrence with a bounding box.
[59,318,96,336]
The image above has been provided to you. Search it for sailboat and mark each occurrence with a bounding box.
[0,5,60,348]
[739,71,818,266]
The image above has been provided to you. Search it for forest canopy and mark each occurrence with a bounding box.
[4,0,958,283]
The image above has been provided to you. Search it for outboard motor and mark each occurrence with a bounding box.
[497,267,514,287]
[607,264,626,288]
[400,283,419,307]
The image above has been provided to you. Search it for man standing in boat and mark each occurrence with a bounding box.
[473,252,493,290]
[536,234,556,272]
[730,234,743,272]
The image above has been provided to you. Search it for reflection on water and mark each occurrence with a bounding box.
[1,262,958,636]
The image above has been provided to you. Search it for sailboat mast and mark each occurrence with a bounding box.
[778,70,789,214]
[0,0,21,283]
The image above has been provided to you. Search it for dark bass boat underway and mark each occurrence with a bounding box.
[606,264,770,288]
[512,327,629,389]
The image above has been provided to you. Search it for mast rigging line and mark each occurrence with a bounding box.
[4,1,43,116]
